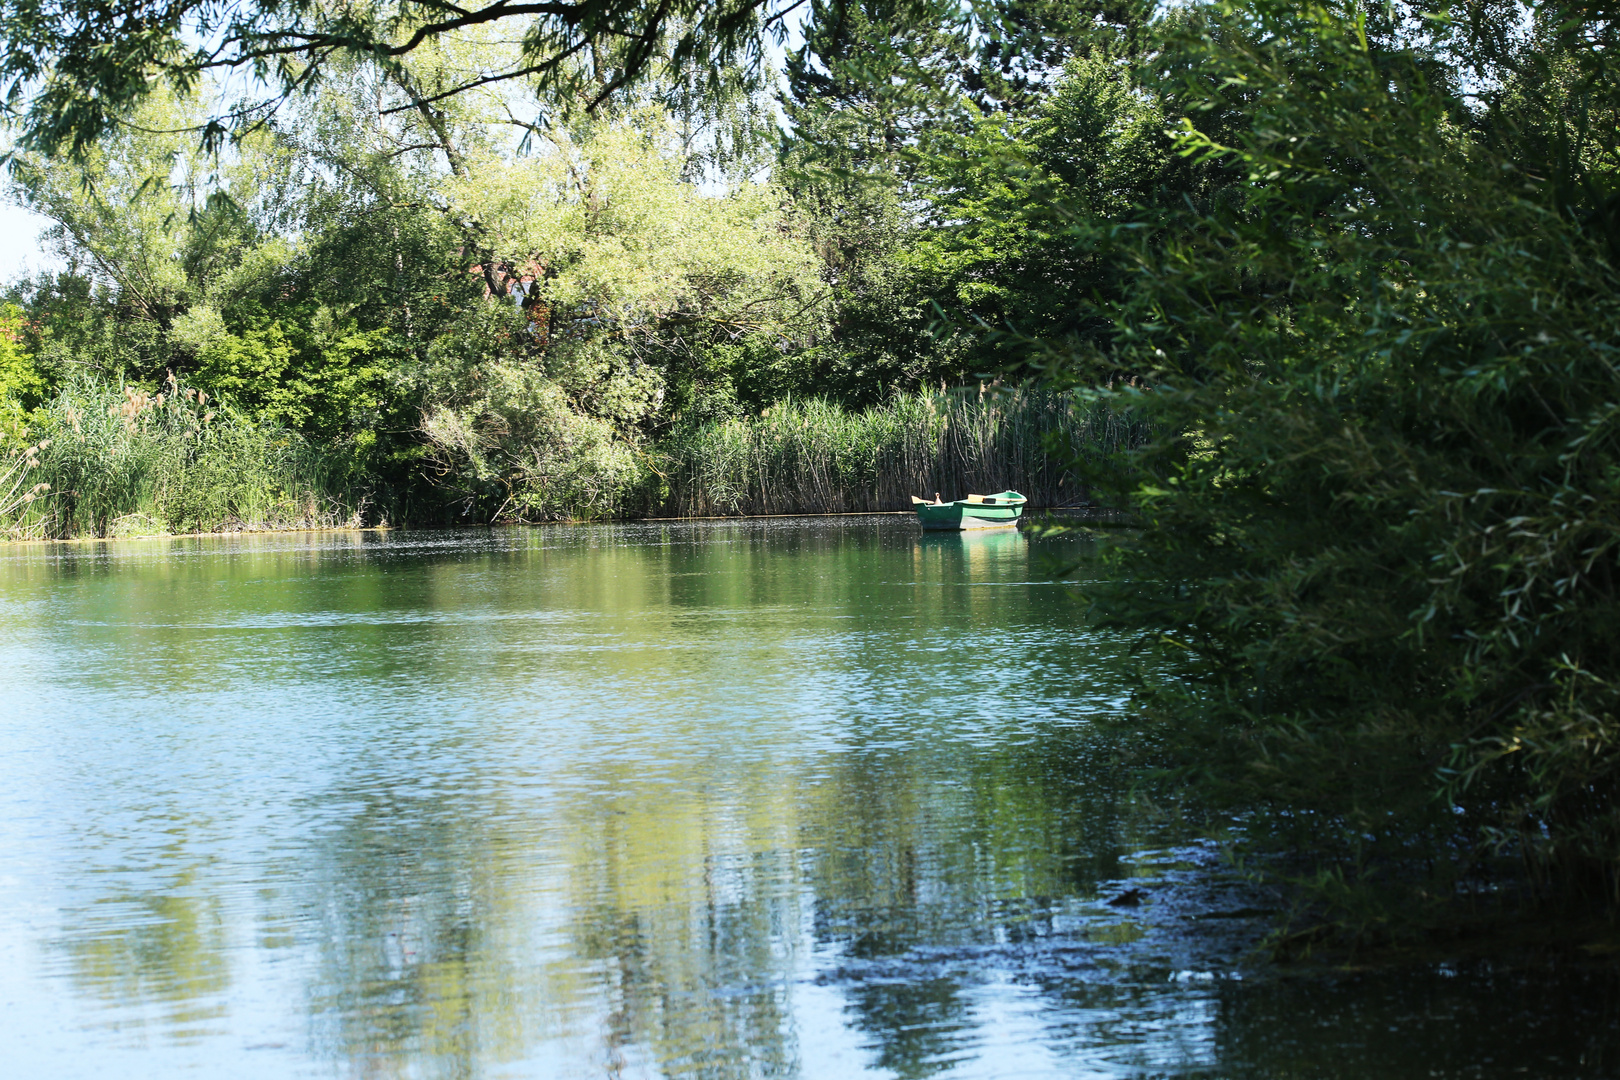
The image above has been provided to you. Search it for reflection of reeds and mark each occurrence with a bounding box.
[3,378,358,539]
[655,387,1148,516]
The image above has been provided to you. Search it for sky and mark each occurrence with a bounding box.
[0,201,56,282]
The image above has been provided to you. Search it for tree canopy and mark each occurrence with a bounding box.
[0,0,787,158]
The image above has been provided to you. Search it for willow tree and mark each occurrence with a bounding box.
[0,0,789,158]
[420,111,824,520]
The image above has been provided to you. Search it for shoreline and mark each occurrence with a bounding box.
[0,506,1127,545]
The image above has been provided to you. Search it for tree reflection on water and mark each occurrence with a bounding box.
[6,524,1616,1078]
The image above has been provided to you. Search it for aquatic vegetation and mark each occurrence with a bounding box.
[418,384,1141,522]
[656,387,1147,517]
[0,439,52,539]
[2,378,356,537]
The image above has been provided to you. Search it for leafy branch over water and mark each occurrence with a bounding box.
[1043,0,1620,932]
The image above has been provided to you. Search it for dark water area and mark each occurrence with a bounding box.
[0,521,1614,1078]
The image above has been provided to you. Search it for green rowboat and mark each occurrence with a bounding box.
[911,490,1027,531]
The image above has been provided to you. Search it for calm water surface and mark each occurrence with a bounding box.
[0,521,1614,1079]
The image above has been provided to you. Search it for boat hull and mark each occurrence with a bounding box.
[913,503,1024,531]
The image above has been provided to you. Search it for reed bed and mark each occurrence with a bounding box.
[655,387,1146,516]
[1,379,357,539]
[1,383,1144,536]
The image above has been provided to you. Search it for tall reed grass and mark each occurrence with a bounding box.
[1,378,357,539]
[1,382,1142,536]
[654,387,1145,516]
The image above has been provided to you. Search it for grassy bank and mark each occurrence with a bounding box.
[654,387,1143,517]
[1,379,360,540]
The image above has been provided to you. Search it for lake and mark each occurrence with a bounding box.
[0,521,1614,1078]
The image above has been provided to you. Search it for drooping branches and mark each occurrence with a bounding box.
[0,0,797,158]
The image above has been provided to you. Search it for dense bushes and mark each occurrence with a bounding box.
[420,367,645,523]
[1058,1,1620,921]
